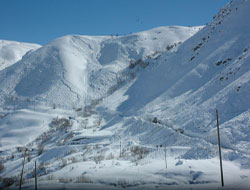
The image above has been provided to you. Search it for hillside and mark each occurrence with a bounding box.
[0,40,41,70]
[0,0,250,189]
[0,26,201,109]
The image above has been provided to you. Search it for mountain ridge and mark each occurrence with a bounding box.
[0,25,201,109]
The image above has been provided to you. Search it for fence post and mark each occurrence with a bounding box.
[216,109,224,187]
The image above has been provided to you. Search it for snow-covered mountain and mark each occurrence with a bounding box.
[0,40,41,70]
[0,26,201,108]
[0,0,250,189]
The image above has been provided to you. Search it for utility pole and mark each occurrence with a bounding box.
[216,109,224,187]
[120,141,122,157]
[164,145,167,168]
[35,161,37,190]
[19,149,27,190]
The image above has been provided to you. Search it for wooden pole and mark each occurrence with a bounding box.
[216,109,224,187]
[35,161,37,190]
[19,149,27,190]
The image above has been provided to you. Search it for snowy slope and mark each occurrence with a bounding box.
[0,40,41,70]
[1,0,250,189]
[0,26,201,109]
[115,0,250,154]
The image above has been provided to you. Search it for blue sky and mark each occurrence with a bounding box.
[0,0,230,45]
